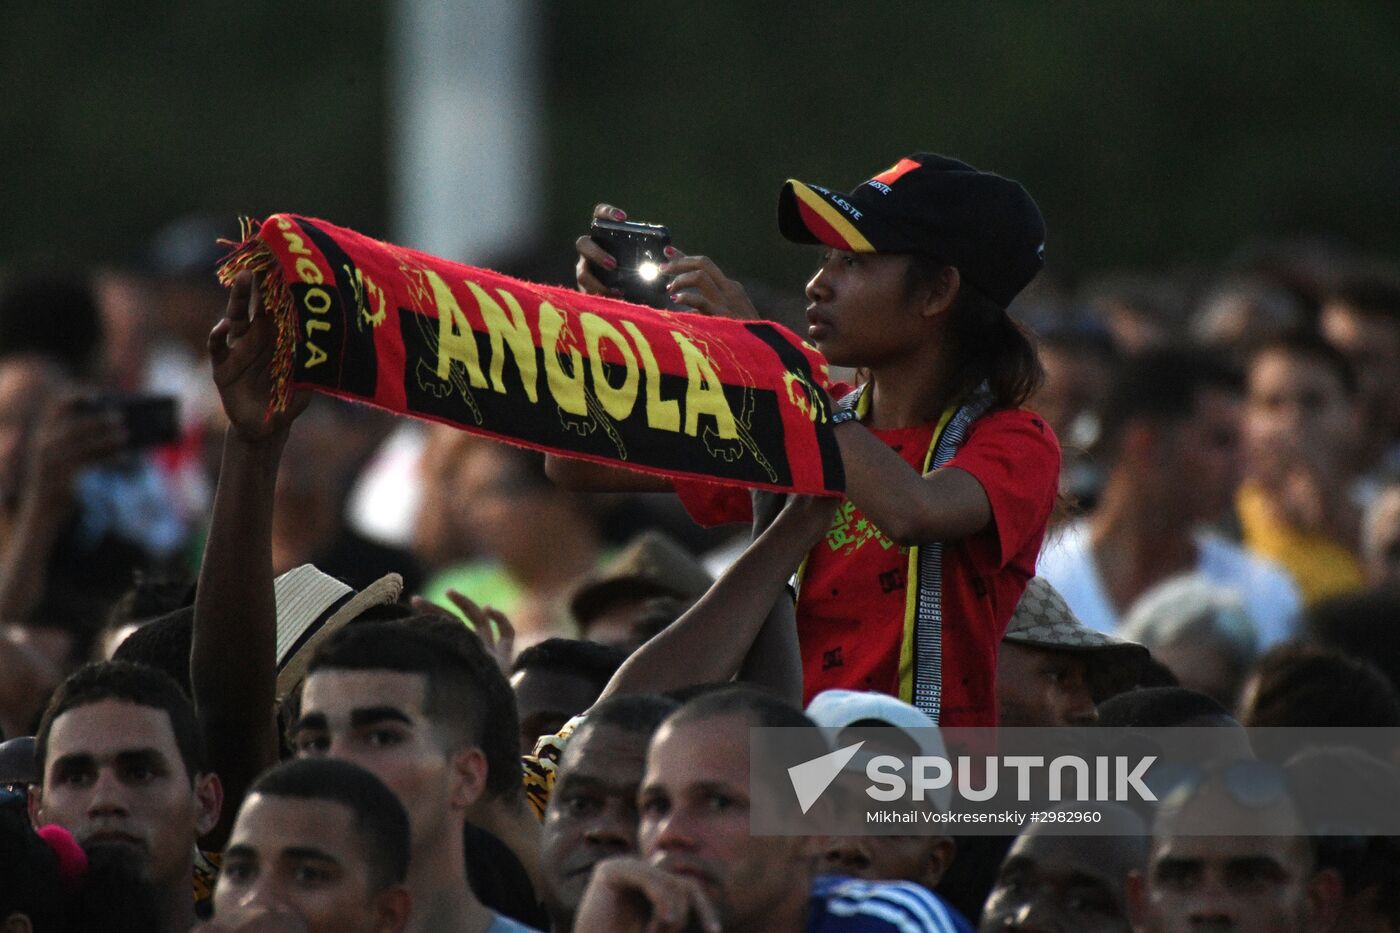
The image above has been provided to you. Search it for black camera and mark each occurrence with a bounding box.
[588,218,673,309]
[74,395,180,448]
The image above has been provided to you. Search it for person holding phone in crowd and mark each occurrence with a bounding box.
[554,153,1060,727]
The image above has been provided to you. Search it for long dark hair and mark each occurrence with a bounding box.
[905,254,1043,409]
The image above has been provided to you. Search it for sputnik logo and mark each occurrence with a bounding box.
[788,742,864,814]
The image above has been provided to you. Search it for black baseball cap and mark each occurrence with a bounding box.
[777,153,1046,308]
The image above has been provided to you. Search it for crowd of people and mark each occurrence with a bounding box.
[0,151,1398,932]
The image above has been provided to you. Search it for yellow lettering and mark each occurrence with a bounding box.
[673,333,737,439]
[306,319,330,336]
[276,217,293,231]
[304,287,331,315]
[283,232,313,257]
[581,313,639,421]
[621,321,680,433]
[468,283,538,403]
[425,270,487,389]
[538,302,587,416]
[304,342,328,369]
[295,257,324,285]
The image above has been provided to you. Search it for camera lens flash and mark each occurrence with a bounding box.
[637,261,661,282]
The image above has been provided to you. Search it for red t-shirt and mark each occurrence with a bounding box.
[676,408,1060,727]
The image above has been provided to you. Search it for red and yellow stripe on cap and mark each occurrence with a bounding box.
[787,181,876,252]
[869,157,922,187]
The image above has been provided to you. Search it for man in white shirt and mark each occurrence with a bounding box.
[1037,347,1301,646]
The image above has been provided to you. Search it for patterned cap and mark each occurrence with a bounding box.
[1004,577,1150,697]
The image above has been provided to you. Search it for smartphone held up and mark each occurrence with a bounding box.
[73,394,180,449]
[587,218,674,309]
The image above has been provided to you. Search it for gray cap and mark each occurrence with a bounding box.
[1004,577,1151,698]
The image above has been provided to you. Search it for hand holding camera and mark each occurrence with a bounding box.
[575,203,759,319]
[24,395,131,512]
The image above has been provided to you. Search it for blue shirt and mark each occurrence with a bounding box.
[487,912,541,933]
[808,876,973,933]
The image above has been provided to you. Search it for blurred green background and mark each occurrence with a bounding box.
[4,1,1398,297]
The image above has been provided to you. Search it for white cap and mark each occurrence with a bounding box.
[806,689,952,812]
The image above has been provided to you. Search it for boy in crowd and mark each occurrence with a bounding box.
[30,660,223,933]
[212,757,411,933]
[574,687,972,932]
[290,617,537,933]
[1037,347,1302,646]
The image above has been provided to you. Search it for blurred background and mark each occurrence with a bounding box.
[4,1,1399,294]
[4,0,1400,727]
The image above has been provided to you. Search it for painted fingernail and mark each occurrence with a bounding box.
[611,208,626,220]
[663,246,678,258]
[602,255,617,269]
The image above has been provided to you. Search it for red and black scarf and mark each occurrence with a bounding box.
[219,214,845,495]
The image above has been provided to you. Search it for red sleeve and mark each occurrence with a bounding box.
[673,478,754,527]
[674,380,855,528]
[944,408,1060,568]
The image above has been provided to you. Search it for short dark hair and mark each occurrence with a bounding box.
[1096,686,1232,729]
[1246,331,1358,396]
[1240,643,1400,729]
[105,576,196,629]
[667,685,813,731]
[1306,590,1400,693]
[510,638,628,696]
[308,616,523,798]
[576,694,679,739]
[35,660,207,782]
[1137,656,1181,689]
[249,758,410,890]
[1099,346,1242,454]
[111,607,194,696]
